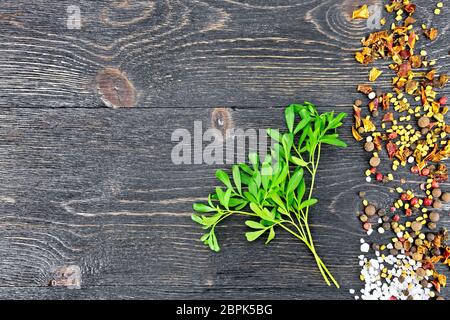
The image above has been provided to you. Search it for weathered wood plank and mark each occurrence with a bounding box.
[0,0,448,108]
[0,107,448,299]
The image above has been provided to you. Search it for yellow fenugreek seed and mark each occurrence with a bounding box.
[363,199,368,206]
[434,8,441,15]
[422,208,427,213]
[420,50,427,56]
[437,2,443,8]
[396,187,403,193]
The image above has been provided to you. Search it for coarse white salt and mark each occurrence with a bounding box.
[360,243,370,253]
[378,227,385,234]
[349,289,355,294]
[366,176,372,182]
[368,92,376,100]
[367,228,373,236]
[366,136,373,142]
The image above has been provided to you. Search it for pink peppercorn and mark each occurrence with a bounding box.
[421,168,430,176]
[363,222,372,231]
[423,198,433,206]
[439,96,448,105]
[411,166,419,174]
[431,181,439,189]
[401,194,409,201]
[390,207,397,213]
[405,209,412,217]
[376,173,383,181]
[410,197,418,206]
[369,167,377,174]
[392,214,400,222]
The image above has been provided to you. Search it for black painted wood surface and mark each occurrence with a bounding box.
[0,0,448,299]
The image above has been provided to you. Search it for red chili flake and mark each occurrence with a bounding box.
[421,168,430,176]
[392,214,400,222]
[388,132,398,139]
[439,96,448,105]
[423,198,433,206]
[386,141,397,160]
[411,166,419,174]
[401,194,409,201]
[369,167,377,174]
[400,49,411,59]
[404,4,416,14]
[405,209,412,217]
[353,105,362,128]
[382,112,394,122]
[410,198,418,206]
[373,136,382,151]
[398,62,412,78]
[431,280,441,293]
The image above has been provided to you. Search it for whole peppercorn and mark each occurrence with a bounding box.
[433,199,442,209]
[364,141,375,152]
[431,181,440,189]
[411,221,422,232]
[382,222,391,230]
[441,192,450,203]
[377,209,386,217]
[369,157,380,167]
[365,205,376,216]
[421,168,430,176]
[429,212,440,222]
[418,116,430,128]
[426,233,435,241]
[411,166,420,174]
[432,188,442,198]
[423,198,433,206]
[428,222,437,230]
[354,99,363,107]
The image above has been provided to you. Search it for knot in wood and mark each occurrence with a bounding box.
[95,67,137,109]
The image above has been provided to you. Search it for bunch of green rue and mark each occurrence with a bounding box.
[192,102,347,287]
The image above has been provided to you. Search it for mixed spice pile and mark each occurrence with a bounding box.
[350,1,449,300]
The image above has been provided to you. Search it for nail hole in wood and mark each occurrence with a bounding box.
[211,107,233,140]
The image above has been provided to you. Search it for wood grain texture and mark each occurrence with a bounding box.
[0,0,448,108]
[0,107,448,299]
[0,0,449,300]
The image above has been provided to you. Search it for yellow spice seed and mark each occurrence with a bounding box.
[406,221,412,227]
[419,233,425,240]
[400,225,406,231]
[437,2,443,8]
[420,50,427,56]
[434,8,441,15]
[422,208,427,213]
[363,199,368,206]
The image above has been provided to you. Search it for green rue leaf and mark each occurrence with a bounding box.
[291,156,309,167]
[320,136,347,148]
[216,169,233,190]
[285,105,295,132]
[245,229,266,242]
[193,203,216,213]
[287,168,304,195]
[245,220,265,229]
[267,128,281,142]
[265,227,275,245]
[298,198,318,211]
[232,165,242,194]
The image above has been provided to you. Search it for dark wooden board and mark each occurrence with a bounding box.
[0,108,448,299]
[0,0,448,108]
[0,0,449,300]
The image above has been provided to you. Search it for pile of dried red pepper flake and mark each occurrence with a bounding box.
[352,0,449,300]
